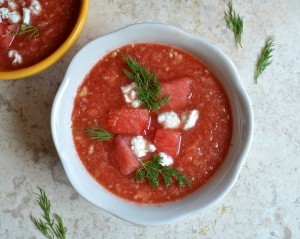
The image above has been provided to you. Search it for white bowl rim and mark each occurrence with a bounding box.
[51,22,254,226]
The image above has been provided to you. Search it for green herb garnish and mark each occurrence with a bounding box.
[14,23,40,40]
[30,188,67,239]
[225,1,243,48]
[135,154,191,188]
[254,37,275,84]
[123,55,169,112]
[82,126,115,142]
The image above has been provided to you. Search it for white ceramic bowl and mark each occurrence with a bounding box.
[51,23,253,226]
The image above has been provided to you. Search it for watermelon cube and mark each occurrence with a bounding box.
[115,135,140,175]
[154,129,181,158]
[107,108,150,135]
[160,78,191,111]
[0,22,16,48]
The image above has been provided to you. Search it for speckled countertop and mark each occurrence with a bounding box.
[1,0,300,238]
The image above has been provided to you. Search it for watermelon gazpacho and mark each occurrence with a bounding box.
[0,0,80,71]
[72,43,232,204]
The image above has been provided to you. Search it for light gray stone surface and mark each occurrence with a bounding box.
[1,0,299,238]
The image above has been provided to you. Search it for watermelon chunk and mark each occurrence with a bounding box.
[0,21,16,49]
[107,108,150,135]
[154,129,181,158]
[160,78,191,111]
[115,135,140,175]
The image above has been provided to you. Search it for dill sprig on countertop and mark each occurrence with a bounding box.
[30,188,67,239]
[224,1,244,48]
[254,37,275,84]
[81,126,115,142]
[123,55,169,112]
[135,154,192,188]
[14,23,40,40]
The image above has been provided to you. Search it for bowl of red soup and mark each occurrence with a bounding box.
[51,23,253,225]
[0,0,89,80]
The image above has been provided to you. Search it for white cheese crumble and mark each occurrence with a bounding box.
[181,110,200,130]
[29,0,41,15]
[131,136,156,158]
[158,111,181,129]
[22,7,30,24]
[8,0,17,10]
[0,1,41,24]
[0,7,21,23]
[121,82,141,108]
[158,152,173,166]
[8,50,22,64]
[0,8,9,20]
[8,10,20,23]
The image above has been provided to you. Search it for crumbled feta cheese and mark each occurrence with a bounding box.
[29,0,41,15]
[0,8,9,20]
[131,136,156,158]
[181,110,200,130]
[8,10,21,23]
[121,82,141,108]
[158,152,173,166]
[22,7,31,24]
[131,100,140,108]
[158,111,181,129]
[8,50,22,64]
[8,0,17,10]
[147,144,156,153]
[121,82,135,100]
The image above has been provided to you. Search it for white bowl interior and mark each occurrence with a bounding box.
[51,23,253,226]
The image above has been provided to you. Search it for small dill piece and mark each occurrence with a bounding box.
[254,37,275,84]
[14,23,40,40]
[123,55,169,112]
[81,126,115,142]
[30,188,67,239]
[135,154,192,188]
[224,1,243,48]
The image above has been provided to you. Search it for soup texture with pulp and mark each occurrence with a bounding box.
[72,43,232,204]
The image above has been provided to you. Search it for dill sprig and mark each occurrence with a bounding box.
[135,154,192,188]
[30,188,67,239]
[82,126,115,142]
[14,23,40,40]
[123,55,169,112]
[254,37,275,84]
[224,1,243,48]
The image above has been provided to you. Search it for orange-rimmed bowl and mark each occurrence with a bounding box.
[0,0,89,80]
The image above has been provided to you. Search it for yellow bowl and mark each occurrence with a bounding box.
[0,0,89,80]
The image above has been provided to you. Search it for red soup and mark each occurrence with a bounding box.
[0,0,80,71]
[72,43,232,204]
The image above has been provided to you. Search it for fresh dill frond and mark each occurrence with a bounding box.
[14,23,40,40]
[135,154,191,188]
[225,1,243,48]
[82,126,115,142]
[123,55,169,112]
[30,187,67,239]
[254,37,275,84]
